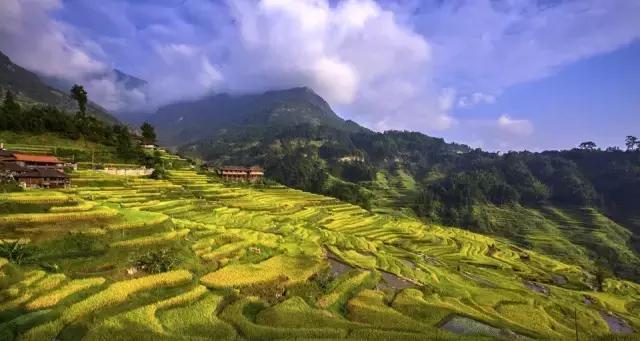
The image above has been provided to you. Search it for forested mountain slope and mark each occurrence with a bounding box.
[0,50,118,124]
[144,87,640,283]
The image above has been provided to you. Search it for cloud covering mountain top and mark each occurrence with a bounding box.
[1,0,639,150]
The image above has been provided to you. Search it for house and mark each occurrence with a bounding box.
[0,149,14,162]
[338,155,365,163]
[216,166,264,182]
[14,168,69,188]
[0,149,69,188]
[11,153,64,169]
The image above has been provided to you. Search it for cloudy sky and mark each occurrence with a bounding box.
[1,0,639,151]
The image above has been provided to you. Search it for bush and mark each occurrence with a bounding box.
[135,248,179,274]
[0,239,36,264]
[0,182,23,193]
[150,167,166,180]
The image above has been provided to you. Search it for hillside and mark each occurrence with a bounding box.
[148,87,368,147]
[0,50,118,124]
[141,87,640,284]
[0,165,639,339]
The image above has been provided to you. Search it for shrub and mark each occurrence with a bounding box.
[150,167,167,180]
[0,239,36,264]
[135,248,179,274]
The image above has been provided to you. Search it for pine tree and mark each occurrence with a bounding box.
[2,90,20,113]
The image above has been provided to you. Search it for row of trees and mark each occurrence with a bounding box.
[1,87,157,165]
[578,136,639,151]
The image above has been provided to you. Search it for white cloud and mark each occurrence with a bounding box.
[1,0,639,144]
[0,0,151,112]
[497,115,534,137]
[458,92,496,108]
[413,0,640,93]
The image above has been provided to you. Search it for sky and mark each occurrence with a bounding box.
[0,0,639,151]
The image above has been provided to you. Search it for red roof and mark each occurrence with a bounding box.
[12,153,62,164]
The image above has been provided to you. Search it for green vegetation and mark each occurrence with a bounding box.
[0,164,638,340]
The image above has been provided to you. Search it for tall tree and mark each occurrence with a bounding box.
[70,84,88,117]
[625,136,638,151]
[578,141,597,151]
[140,122,157,145]
[2,90,20,113]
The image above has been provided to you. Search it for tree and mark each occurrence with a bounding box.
[625,136,638,151]
[70,84,88,116]
[593,262,613,292]
[140,122,157,145]
[2,90,20,112]
[578,141,597,151]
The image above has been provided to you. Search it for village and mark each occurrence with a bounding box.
[0,142,264,189]
[0,143,70,189]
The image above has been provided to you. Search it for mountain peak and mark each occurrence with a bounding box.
[147,87,365,146]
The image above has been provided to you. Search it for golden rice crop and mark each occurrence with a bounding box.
[31,273,67,293]
[22,270,193,340]
[106,211,169,231]
[109,229,190,248]
[316,271,374,309]
[81,285,208,341]
[200,255,322,288]
[49,201,96,212]
[25,277,106,311]
[0,192,73,205]
[0,206,117,224]
[61,270,192,323]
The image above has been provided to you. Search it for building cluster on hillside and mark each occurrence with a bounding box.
[206,164,264,182]
[0,143,69,188]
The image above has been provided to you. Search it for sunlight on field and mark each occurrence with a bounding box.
[0,168,638,340]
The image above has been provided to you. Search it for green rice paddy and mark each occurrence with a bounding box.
[0,168,638,340]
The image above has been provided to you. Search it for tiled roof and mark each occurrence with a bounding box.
[12,153,62,164]
[0,162,29,172]
[219,166,264,172]
[15,168,68,179]
[0,150,15,157]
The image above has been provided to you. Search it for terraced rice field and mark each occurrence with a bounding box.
[0,169,639,340]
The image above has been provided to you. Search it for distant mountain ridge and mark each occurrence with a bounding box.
[148,87,366,147]
[0,50,119,124]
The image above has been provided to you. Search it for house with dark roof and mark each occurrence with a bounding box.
[14,168,69,188]
[0,148,69,188]
[215,166,264,182]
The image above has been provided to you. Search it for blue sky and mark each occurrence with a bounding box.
[0,0,639,151]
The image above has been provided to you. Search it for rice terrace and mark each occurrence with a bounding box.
[2,0,640,340]
[0,158,638,340]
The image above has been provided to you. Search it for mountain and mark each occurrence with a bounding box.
[143,86,640,283]
[149,87,366,147]
[113,68,147,90]
[0,50,119,124]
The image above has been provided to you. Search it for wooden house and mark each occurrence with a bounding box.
[216,166,264,182]
[0,150,69,188]
[14,168,69,188]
